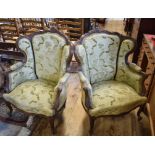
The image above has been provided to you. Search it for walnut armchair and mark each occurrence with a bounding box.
[2,28,73,135]
[74,29,147,135]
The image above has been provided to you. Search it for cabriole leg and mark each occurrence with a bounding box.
[49,117,55,135]
[89,117,95,135]
[6,102,13,117]
[137,104,147,121]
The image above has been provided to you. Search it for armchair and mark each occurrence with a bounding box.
[74,29,147,135]
[2,28,73,135]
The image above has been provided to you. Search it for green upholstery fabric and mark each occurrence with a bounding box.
[3,31,71,117]
[78,71,93,110]
[3,80,56,116]
[89,81,147,117]
[3,73,70,116]
[115,40,143,94]
[8,38,37,91]
[75,45,90,81]
[128,63,142,73]
[10,62,23,71]
[54,73,70,109]
[76,32,147,118]
[60,45,70,77]
[79,33,120,84]
[32,33,66,83]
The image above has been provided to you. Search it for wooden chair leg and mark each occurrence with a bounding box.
[6,102,13,117]
[49,117,55,135]
[89,117,95,135]
[56,110,64,128]
[137,104,147,121]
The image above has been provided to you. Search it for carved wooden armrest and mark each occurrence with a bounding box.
[78,71,93,109]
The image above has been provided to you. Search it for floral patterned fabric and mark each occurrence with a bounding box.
[79,33,120,84]
[89,81,147,117]
[32,33,67,83]
[8,38,37,91]
[115,40,143,94]
[76,32,147,117]
[3,31,71,117]
[75,45,90,81]
[3,80,56,116]
[60,45,70,77]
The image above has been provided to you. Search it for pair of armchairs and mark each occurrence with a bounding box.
[2,28,147,135]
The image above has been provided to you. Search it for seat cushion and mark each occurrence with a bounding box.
[89,81,147,117]
[3,79,58,116]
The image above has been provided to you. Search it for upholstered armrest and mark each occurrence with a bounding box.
[127,63,146,95]
[128,63,142,73]
[116,64,146,95]
[52,73,70,110]
[78,71,93,109]
[4,37,37,92]
[116,39,147,95]
[9,62,24,71]
[54,73,70,91]
[5,62,36,92]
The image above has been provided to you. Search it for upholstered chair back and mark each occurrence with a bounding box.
[32,32,68,83]
[75,30,135,84]
[8,29,71,91]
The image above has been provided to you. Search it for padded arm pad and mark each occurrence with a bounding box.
[128,63,142,73]
[78,71,93,109]
[7,63,36,92]
[116,64,145,95]
[116,39,145,95]
[78,71,92,90]
[10,62,24,71]
[54,73,70,91]
[52,73,70,110]
[6,38,37,92]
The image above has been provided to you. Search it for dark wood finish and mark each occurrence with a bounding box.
[0,18,20,43]
[56,18,84,41]
[0,65,4,89]
[74,29,148,135]
[124,18,134,36]
[0,50,25,61]
[83,18,91,33]
[0,42,16,50]
[129,19,155,63]
[137,34,155,96]
[20,18,45,35]
[0,48,27,126]
[137,34,155,135]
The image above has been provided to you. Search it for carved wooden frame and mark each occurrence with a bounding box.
[74,29,148,135]
[0,27,73,135]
